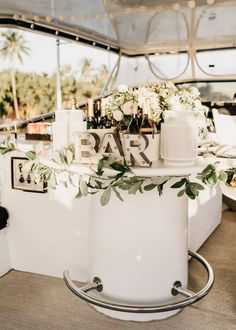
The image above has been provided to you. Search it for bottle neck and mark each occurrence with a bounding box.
[143,103,149,116]
[71,98,77,110]
[132,102,138,116]
[88,99,94,117]
[100,105,106,117]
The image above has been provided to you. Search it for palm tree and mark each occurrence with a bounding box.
[80,58,92,80]
[0,30,30,119]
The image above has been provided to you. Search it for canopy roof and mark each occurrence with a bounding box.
[0,0,235,56]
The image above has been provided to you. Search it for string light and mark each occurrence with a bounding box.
[13,14,19,20]
[55,30,59,36]
[156,6,163,13]
[173,3,181,11]
[92,41,96,46]
[139,6,146,13]
[75,36,79,41]
[33,15,40,22]
[45,15,52,22]
[58,15,64,21]
[82,14,88,20]
[207,0,214,4]
[71,15,77,23]
[188,1,196,9]
[30,23,34,29]
[125,7,132,15]
[107,46,110,50]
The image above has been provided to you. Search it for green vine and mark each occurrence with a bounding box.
[0,136,235,206]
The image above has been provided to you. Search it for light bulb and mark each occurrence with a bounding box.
[188,0,196,8]
[45,16,52,22]
[173,3,181,11]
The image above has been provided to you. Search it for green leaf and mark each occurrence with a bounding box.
[139,186,143,194]
[75,190,82,199]
[188,182,204,192]
[112,172,124,182]
[128,181,142,195]
[185,185,196,199]
[109,162,127,172]
[112,186,124,202]
[171,178,187,188]
[144,183,156,191]
[100,186,111,206]
[96,158,105,176]
[25,150,36,160]
[151,176,169,185]
[177,189,185,197]
[79,179,88,196]
[207,173,218,186]
[188,184,199,196]
[219,171,227,183]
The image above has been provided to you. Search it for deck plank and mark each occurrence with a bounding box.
[0,210,235,329]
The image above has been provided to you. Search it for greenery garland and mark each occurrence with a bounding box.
[0,136,235,206]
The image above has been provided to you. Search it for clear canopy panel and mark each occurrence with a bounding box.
[0,0,235,55]
[0,0,236,83]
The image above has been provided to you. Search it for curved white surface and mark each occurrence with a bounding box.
[220,183,236,201]
[0,228,11,277]
[0,147,222,318]
[88,179,188,321]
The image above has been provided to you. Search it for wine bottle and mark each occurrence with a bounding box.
[87,98,97,129]
[94,100,101,125]
[97,100,112,129]
[140,100,154,134]
[71,97,77,110]
[127,102,139,133]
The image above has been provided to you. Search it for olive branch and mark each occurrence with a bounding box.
[0,136,235,206]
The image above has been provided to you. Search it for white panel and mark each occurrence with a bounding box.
[0,228,11,277]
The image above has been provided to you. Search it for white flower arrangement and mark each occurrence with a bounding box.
[102,83,208,129]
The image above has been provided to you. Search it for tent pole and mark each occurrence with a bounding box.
[56,39,62,110]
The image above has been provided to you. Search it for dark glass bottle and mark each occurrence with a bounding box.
[87,98,97,129]
[127,102,139,133]
[71,97,77,110]
[140,101,154,134]
[97,100,112,129]
[94,100,101,125]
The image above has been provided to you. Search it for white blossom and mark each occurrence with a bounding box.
[121,101,133,115]
[118,84,128,93]
[113,110,124,121]
[137,87,159,110]
[190,86,200,98]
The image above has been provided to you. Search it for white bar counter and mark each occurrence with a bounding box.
[0,142,224,320]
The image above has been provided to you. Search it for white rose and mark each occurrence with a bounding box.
[113,110,124,121]
[101,96,110,108]
[168,96,183,111]
[194,99,202,109]
[121,101,133,115]
[190,86,200,98]
[165,82,176,90]
[118,84,128,93]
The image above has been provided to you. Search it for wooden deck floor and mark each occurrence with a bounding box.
[0,211,235,330]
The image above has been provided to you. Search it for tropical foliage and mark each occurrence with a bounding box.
[0,62,108,121]
[0,29,109,121]
[0,30,30,120]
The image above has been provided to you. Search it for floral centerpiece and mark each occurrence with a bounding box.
[102,82,209,131]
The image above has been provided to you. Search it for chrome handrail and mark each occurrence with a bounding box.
[63,250,214,314]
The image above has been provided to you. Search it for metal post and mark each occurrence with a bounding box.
[56,39,62,110]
